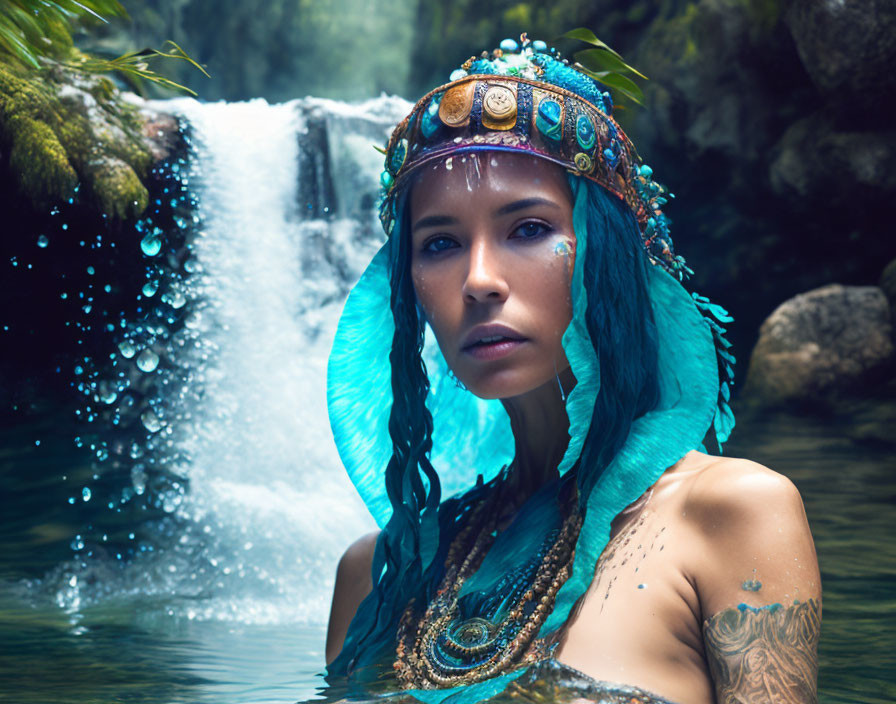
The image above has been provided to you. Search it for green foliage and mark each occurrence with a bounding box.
[560,27,647,106]
[74,41,209,96]
[0,0,205,95]
[0,0,127,68]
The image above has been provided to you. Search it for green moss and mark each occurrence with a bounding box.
[87,157,149,220]
[0,54,159,220]
[7,115,78,206]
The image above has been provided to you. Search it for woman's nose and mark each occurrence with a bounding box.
[462,238,509,303]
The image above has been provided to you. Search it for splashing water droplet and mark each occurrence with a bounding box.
[161,289,186,309]
[37,235,49,248]
[81,487,92,502]
[97,381,117,404]
[131,465,147,494]
[142,280,159,297]
[140,234,162,257]
[117,340,136,359]
[136,349,159,373]
[140,409,161,433]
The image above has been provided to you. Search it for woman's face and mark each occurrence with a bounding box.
[409,152,576,400]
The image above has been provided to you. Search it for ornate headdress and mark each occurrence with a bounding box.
[377,35,690,280]
[325,34,736,702]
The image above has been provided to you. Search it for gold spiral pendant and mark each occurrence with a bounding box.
[394,496,582,689]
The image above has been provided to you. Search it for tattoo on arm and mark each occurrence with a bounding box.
[703,598,821,704]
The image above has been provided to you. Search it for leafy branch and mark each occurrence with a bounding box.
[71,41,210,96]
[559,27,647,106]
[0,0,207,94]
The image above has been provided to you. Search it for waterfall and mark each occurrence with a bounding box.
[47,94,411,626]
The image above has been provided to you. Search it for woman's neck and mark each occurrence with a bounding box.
[499,366,577,504]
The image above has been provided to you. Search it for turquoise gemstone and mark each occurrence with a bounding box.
[421,95,442,138]
[535,99,563,141]
[499,38,518,52]
[532,40,547,52]
[380,170,394,189]
[388,139,408,174]
[575,114,596,150]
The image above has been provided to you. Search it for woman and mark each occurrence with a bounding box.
[323,36,821,704]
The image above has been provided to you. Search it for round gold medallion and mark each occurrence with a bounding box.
[439,81,476,128]
[483,86,516,120]
[482,85,517,130]
[574,152,594,174]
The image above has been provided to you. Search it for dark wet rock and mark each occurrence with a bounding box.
[880,258,896,330]
[783,0,896,116]
[769,113,896,206]
[744,284,894,405]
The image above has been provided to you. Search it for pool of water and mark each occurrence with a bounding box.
[1,403,893,704]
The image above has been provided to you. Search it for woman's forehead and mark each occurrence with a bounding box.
[409,152,572,211]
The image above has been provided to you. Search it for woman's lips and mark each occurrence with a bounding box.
[462,338,527,360]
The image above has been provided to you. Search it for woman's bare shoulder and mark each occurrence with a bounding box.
[677,451,806,524]
[325,530,380,665]
[674,450,820,608]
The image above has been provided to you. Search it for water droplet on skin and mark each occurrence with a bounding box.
[638,583,647,589]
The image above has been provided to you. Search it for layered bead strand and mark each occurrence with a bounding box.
[394,485,582,689]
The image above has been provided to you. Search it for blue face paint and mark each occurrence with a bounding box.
[741,579,762,592]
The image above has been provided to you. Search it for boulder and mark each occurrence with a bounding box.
[783,0,896,116]
[769,112,896,206]
[744,284,894,405]
[880,258,896,330]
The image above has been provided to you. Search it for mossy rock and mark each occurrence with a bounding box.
[0,53,169,219]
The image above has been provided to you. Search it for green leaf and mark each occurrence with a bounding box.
[71,41,209,96]
[158,40,210,78]
[0,22,40,68]
[574,48,647,80]
[558,28,622,59]
[575,65,645,105]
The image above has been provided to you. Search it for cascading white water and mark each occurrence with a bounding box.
[155,95,410,623]
[47,94,411,628]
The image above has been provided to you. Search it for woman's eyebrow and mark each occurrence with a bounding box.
[412,197,561,233]
[493,197,562,216]
[412,214,456,232]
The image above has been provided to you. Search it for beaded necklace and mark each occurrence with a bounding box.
[394,473,582,689]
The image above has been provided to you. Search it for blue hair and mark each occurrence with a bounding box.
[571,176,661,500]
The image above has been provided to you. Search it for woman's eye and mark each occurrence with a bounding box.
[422,236,458,254]
[511,221,552,240]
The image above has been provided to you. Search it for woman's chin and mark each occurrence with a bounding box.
[461,370,557,401]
